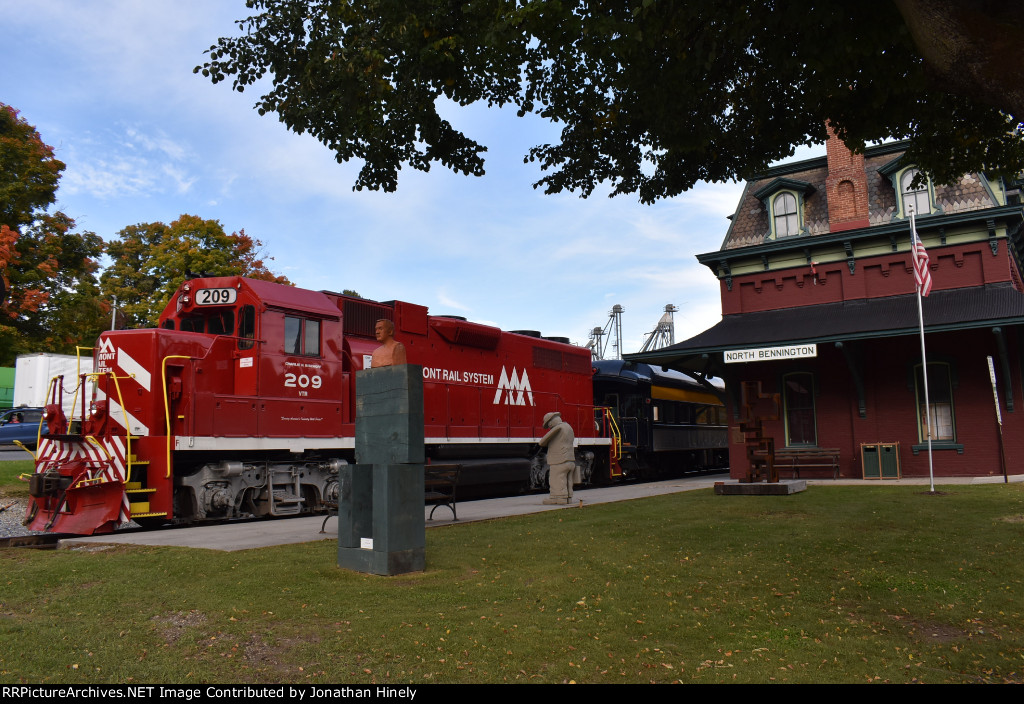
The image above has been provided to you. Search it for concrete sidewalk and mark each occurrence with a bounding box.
[58,472,1023,552]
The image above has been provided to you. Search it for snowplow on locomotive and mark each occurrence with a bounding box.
[25,276,608,534]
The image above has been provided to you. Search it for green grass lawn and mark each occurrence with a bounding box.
[0,460,34,499]
[1,483,1023,684]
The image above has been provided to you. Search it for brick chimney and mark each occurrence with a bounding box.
[824,124,870,232]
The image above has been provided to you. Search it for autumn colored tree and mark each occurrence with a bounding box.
[197,1,1024,203]
[102,214,290,327]
[0,104,107,364]
[0,216,107,363]
[0,103,64,230]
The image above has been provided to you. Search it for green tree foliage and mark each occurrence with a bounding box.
[0,105,106,363]
[102,214,290,327]
[197,1,1024,203]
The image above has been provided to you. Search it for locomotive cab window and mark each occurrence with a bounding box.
[180,317,204,333]
[180,310,234,336]
[285,316,321,356]
[238,305,256,350]
[206,310,234,336]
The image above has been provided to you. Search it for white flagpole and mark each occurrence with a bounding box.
[911,208,935,492]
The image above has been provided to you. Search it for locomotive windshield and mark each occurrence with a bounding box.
[178,309,235,335]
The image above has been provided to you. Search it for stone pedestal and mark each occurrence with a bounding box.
[714,480,807,495]
[337,365,426,575]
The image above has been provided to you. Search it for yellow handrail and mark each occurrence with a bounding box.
[37,378,55,449]
[13,439,35,460]
[76,371,133,482]
[85,435,112,459]
[162,356,192,479]
[67,345,95,428]
[597,407,623,462]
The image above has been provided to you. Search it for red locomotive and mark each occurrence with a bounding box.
[25,276,608,534]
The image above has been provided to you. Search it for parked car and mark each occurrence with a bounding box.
[0,407,47,449]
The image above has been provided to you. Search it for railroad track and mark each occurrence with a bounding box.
[0,534,65,549]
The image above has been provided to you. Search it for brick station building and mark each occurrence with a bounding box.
[629,133,1024,479]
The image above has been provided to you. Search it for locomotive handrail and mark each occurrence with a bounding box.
[162,355,193,479]
[432,381,601,442]
[85,435,113,460]
[75,371,134,483]
[13,439,35,460]
[43,374,67,446]
[67,345,95,430]
[596,406,623,460]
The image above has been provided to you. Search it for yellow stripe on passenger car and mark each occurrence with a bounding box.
[651,385,721,405]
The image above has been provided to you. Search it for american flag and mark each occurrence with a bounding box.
[910,212,932,297]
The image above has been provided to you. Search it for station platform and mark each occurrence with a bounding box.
[58,474,726,552]
[57,472,1022,552]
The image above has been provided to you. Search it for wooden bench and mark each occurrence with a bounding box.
[774,447,840,479]
[424,463,461,521]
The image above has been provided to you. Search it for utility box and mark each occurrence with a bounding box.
[338,365,426,576]
[861,442,901,479]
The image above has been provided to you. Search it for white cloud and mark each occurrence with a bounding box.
[62,155,158,199]
[125,128,190,162]
[59,124,200,200]
[436,289,472,312]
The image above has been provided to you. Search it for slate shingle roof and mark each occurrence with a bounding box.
[720,146,995,250]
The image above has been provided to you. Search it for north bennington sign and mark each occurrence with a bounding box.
[723,344,818,364]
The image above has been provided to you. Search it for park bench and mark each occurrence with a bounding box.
[424,463,461,521]
[319,462,464,533]
[774,447,841,479]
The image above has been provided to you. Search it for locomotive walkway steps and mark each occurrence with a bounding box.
[56,473,1024,552]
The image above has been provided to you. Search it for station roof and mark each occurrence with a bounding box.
[627,282,1024,373]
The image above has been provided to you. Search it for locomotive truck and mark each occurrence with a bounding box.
[25,276,608,534]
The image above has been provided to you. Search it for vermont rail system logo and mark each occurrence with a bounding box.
[493,367,533,406]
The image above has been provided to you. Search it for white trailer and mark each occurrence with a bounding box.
[13,353,94,415]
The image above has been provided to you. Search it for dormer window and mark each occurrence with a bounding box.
[773,193,799,237]
[900,168,931,218]
[753,177,815,241]
[879,156,940,220]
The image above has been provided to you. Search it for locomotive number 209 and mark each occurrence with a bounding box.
[285,373,322,389]
[196,288,238,306]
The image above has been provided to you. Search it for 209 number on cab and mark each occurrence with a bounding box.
[284,373,322,389]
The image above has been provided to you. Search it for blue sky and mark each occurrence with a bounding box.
[0,1,787,353]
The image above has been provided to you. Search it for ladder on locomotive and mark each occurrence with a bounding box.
[596,407,625,478]
[268,466,305,516]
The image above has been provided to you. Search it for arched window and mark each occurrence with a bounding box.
[783,372,816,446]
[900,168,931,217]
[773,192,799,237]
